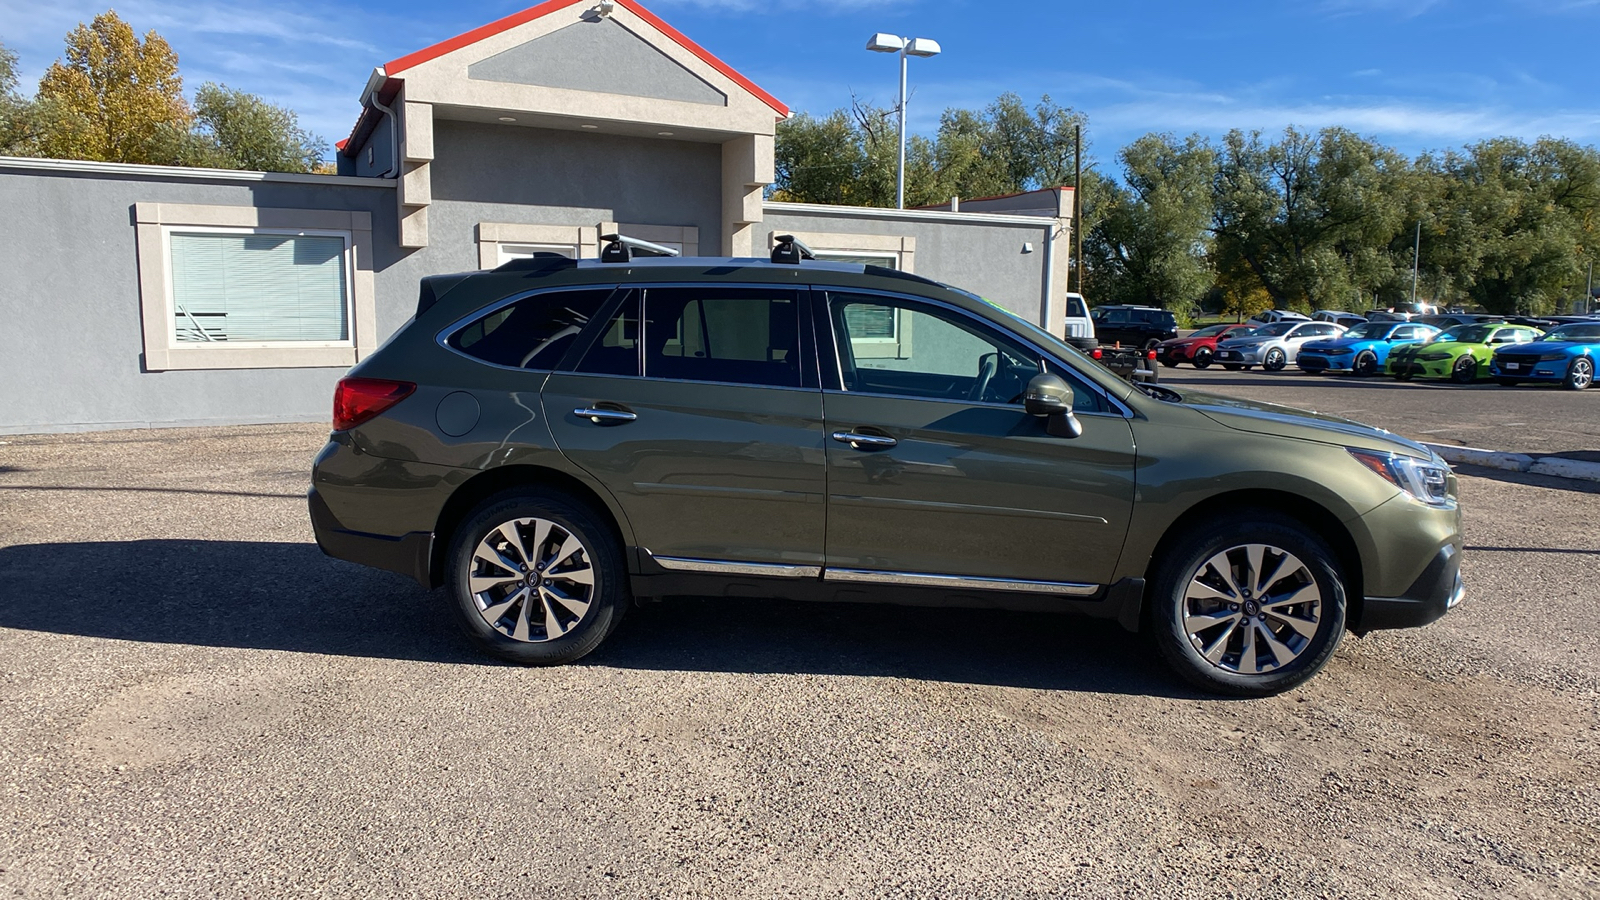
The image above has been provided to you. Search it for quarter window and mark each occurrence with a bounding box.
[449,289,614,369]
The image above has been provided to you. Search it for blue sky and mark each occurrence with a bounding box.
[3,0,1599,166]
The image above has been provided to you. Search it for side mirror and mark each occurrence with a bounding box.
[1024,373,1082,438]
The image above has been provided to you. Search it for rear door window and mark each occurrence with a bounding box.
[448,288,615,370]
[642,288,806,388]
[572,290,641,376]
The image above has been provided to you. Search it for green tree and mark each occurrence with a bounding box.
[34,10,191,163]
[192,83,327,172]
[1085,133,1216,315]
[1212,127,1410,311]
[0,42,32,155]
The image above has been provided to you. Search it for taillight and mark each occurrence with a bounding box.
[1091,347,1103,360]
[332,377,415,431]
[1147,350,1157,360]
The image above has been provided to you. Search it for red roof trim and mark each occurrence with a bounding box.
[382,0,788,117]
[334,138,349,151]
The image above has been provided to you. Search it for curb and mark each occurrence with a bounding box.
[1423,443,1600,484]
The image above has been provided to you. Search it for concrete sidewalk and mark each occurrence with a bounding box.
[1425,443,1600,483]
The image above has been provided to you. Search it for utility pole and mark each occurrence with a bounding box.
[1588,261,1594,313]
[1410,220,1421,306]
[1073,123,1083,295]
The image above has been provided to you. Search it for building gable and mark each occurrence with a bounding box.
[466,17,727,107]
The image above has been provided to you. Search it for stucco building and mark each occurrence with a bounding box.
[0,0,1072,434]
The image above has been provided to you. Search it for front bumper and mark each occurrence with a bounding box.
[1388,357,1453,378]
[1491,357,1565,380]
[1215,346,1264,364]
[1297,352,1352,373]
[1357,542,1463,633]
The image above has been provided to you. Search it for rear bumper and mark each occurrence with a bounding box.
[1356,543,1463,633]
[309,486,434,587]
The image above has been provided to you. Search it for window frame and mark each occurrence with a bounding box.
[816,287,1124,416]
[134,203,376,371]
[476,223,598,268]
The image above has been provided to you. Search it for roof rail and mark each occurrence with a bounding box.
[770,234,815,265]
[600,233,681,263]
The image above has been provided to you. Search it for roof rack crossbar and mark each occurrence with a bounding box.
[600,233,681,263]
[770,234,814,265]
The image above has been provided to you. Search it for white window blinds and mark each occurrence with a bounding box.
[170,232,350,343]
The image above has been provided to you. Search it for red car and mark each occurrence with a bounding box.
[1156,324,1258,369]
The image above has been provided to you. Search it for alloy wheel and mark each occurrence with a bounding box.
[1182,543,1322,676]
[1192,348,1213,369]
[467,517,597,642]
[1569,357,1594,390]
[1264,348,1287,371]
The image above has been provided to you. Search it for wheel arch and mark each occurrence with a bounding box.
[428,464,633,589]
[1139,489,1365,630]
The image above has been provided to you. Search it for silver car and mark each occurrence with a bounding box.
[1215,320,1347,371]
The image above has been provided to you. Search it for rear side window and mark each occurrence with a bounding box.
[573,290,641,376]
[449,288,613,370]
[643,288,804,388]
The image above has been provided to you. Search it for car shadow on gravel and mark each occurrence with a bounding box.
[0,539,483,665]
[0,539,1199,697]
[592,597,1198,698]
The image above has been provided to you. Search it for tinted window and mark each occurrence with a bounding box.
[1549,324,1600,341]
[1257,322,1297,336]
[573,290,640,376]
[642,288,802,388]
[450,288,614,369]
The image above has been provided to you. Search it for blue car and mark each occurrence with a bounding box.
[1297,320,1442,376]
[1489,320,1600,390]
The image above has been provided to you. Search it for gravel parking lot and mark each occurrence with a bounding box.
[1,420,1597,898]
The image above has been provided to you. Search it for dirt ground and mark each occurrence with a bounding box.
[0,424,1596,898]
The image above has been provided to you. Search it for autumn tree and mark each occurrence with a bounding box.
[34,10,191,164]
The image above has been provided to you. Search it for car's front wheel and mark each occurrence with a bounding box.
[1263,348,1288,371]
[1451,355,1478,384]
[446,490,627,665]
[1564,356,1594,391]
[1192,348,1213,369]
[1148,512,1347,696]
[1353,350,1379,377]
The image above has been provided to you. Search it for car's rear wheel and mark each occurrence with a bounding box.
[1263,348,1288,371]
[1149,513,1347,696]
[1451,356,1478,384]
[1144,339,1161,352]
[446,490,627,665]
[1192,348,1213,369]
[1564,356,1594,391]
[1353,350,1379,377]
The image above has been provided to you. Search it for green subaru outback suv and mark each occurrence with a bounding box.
[310,236,1463,696]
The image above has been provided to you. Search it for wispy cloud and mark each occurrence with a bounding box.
[1317,0,1447,18]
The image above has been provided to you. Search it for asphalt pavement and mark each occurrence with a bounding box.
[0,423,1596,898]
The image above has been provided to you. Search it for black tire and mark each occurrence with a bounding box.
[1493,377,1521,387]
[1148,511,1348,696]
[1192,348,1214,369]
[1393,369,1413,381]
[1263,348,1287,372]
[1161,360,1179,369]
[1353,350,1378,377]
[1451,355,1478,384]
[1221,363,1243,371]
[446,489,627,665]
[1563,356,1595,391]
[1144,339,1161,352]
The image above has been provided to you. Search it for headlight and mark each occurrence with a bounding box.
[1418,352,1451,361]
[1349,449,1453,507]
[1538,351,1567,361]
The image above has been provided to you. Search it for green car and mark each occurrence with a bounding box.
[1386,322,1544,383]
[309,235,1464,697]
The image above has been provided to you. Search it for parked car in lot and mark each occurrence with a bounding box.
[1297,321,1441,376]
[1385,322,1544,383]
[1417,314,1503,332]
[1089,305,1178,349]
[1489,320,1600,390]
[1313,310,1368,329]
[1063,291,1096,351]
[1215,320,1347,371]
[1248,309,1311,326]
[308,235,1464,696]
[1155,323,1257,369]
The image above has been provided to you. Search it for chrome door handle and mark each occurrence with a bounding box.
[575,407,637,425]
[831,430,897,450]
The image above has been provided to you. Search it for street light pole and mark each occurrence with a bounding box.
[867,33,941,210]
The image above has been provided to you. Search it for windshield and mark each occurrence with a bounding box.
[1545,323,1600,341]
[1446,325,1497,344]
[1341,322,1389,340]
[1255,322,1297,337]
[1190,324,1232,338]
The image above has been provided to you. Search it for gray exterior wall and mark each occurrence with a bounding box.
[430,121,725,257]
[0,164,417,434]
[761,205,1055,330]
